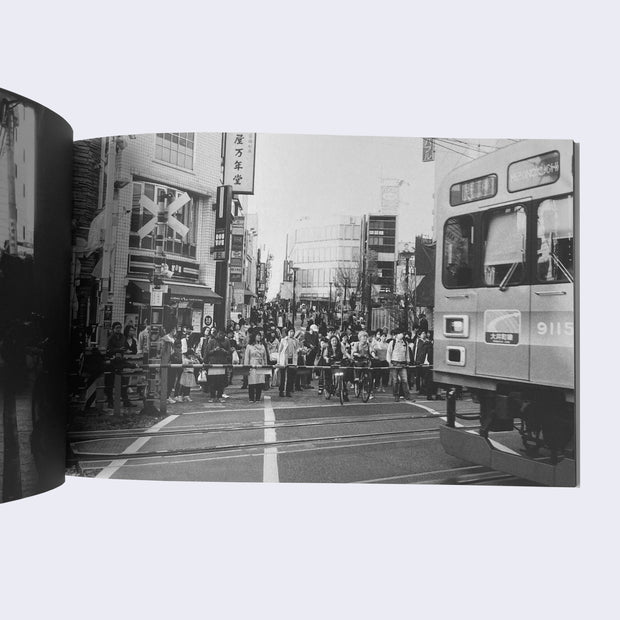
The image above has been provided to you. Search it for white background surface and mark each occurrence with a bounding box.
[1,1,616,618]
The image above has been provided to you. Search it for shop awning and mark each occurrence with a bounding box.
[168,283,222,304]
[243,289,256,298]
[126,280,222,304]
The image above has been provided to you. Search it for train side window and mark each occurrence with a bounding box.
[483,206,526,288]
[536,197,574,283]
[443,216,474,288]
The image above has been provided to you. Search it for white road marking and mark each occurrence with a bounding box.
[263,396,279,482]
[95,414,179,479]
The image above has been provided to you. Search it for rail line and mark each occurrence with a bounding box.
[71,426,449,464]
[68,410,452,443]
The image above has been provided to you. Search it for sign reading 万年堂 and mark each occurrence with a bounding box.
[484,309,521,345]
[223,134,256,194]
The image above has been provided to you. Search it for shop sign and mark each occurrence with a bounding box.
[231,216,245,235]
[223,134,256,195]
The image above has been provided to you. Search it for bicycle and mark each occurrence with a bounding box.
[352,359,373,403]
[323,365,346,405]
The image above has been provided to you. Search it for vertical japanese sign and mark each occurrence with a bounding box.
[223,133,256,194]
[229,216,245,283]
[422,138,435,162]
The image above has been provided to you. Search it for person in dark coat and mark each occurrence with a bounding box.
[205,330,232,402]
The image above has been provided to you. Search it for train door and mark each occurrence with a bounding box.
[530,196,574,389]
[475,204,531,381]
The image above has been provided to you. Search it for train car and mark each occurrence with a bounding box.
[433,140,576,484]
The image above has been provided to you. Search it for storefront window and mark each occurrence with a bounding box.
[483,206,526,288]
[129,181,197,258]
[536,197,574,283]
[443,215,474,288]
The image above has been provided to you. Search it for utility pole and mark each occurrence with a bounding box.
[400,249,414,332]
[97,137,118,349]
[340,277,348,332]
[292,266,299,325]
[329,281,332,322]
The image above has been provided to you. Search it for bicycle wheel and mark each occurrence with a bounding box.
[354,375,361,398]
[337,375,345,405]
[361,369,372,403]
[324,383,332,400]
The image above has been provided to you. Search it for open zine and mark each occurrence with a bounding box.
[0,87,578,503]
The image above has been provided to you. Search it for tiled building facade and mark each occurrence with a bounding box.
[73,132,226,336]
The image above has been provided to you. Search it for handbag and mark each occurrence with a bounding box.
[197,369,208,383]
[180,368,197,388]
[232,349,240,365]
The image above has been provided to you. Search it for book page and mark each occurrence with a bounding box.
[0,87,73,502]
[67,133,576,488]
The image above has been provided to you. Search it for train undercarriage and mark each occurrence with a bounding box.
[440,383,576,487]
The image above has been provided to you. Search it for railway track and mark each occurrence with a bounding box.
[71,425,449,464]
[68,410,448,442]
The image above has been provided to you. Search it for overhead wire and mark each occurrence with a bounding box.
[432,139,477,160]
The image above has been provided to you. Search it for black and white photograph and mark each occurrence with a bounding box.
[0,88,72,503]
[66,133,576,486]
[2,2,615,618]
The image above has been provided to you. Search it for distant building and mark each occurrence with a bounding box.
[288,214,362,308]
[361,213,397,300]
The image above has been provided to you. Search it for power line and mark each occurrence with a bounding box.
[433,140,477,160]
[434,138,494,156]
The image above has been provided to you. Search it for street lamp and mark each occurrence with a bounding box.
[291,266,299,325]
[329,281,333,321]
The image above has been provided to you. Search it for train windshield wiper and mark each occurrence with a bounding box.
[499,260,521,291]
[550,251,574,283]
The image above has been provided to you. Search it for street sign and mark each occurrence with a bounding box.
[150,289,164,306]
[204,315,213,327]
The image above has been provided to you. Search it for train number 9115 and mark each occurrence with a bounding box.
[536,321,574,336]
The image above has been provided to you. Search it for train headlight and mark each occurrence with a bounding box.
[446,346,466,366]
[444,315,469,338]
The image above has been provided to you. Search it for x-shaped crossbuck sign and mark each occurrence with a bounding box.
[136,192,191,239]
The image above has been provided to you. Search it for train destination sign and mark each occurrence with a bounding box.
[484,309,521,345]
[508,150,560,192]
[450,174,497,206]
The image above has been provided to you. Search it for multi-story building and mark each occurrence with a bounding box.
[288,215,362,308]
[0,98,35,256]
[230,208,259,319]
[72,132,224,337]
[361,213,397,300]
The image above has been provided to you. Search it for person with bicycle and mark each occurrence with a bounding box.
[321,335,350,402]
[350,330,376,400]
[386,329,412,402]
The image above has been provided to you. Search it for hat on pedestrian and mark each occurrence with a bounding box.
[310,324,319,332]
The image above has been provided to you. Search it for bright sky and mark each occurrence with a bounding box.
[247,133,436,298]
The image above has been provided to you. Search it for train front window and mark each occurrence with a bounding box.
[483,206,526,288]
[536,197,574,283]
[443,215,474,288]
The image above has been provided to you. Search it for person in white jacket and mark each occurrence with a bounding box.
[277,327,300,397]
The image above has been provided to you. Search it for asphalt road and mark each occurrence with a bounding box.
[72,384,510,484]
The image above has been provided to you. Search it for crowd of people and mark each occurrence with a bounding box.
[125,305,441,408]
